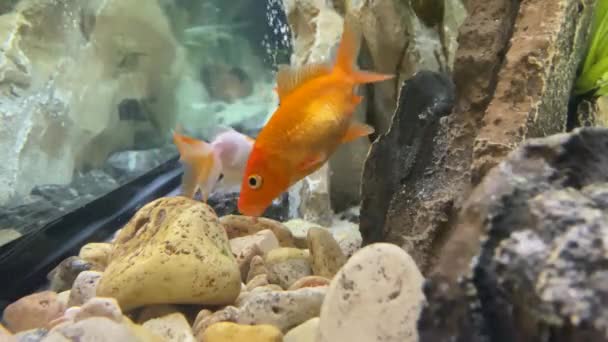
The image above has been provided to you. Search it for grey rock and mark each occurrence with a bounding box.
[71,170,118,197]
[360,70,455,246]
[47,256,93,292]
[420,128,608,342]
[14,328,47,342]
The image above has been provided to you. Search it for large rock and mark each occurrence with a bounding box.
[359,0,592,272]
[96,197,241,311]
[0,0,184,204]
[419,128,608,341]
[317,243,424,342]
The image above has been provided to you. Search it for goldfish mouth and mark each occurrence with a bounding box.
[237,198,267,217]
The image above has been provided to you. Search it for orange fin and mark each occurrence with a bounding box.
[276,63,331,100]
[341,121,375,143]
[333,16,395,85]
[181,164,199,199]
[297,152,327,173]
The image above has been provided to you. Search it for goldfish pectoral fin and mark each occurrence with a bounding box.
[341,122,375,143]
[297,152,327,172]
[276,63,332,100]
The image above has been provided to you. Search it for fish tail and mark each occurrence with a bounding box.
[173,131,219,201]
[334,16,394,85]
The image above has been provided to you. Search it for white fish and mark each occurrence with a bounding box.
[172,126,254,201]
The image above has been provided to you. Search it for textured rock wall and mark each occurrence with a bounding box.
[359,0,596,273]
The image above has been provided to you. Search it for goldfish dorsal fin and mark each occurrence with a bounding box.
[276,63,331,100]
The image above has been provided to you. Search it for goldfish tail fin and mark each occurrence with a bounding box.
[334,16,394,85]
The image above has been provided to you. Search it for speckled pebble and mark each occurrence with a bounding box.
[264,248,312,289]
[307,227,346,278]
[45,317,157,342]
[317,243,424,342]
[284,317,319,342]
[2,291,65,333]
[220,215,295,247]
[330,220,362,258]
[237,287,326,332]
[68,270,102,307]
[78,243,112,271]
[142,313,195,342]
[74,297,122,322]
[287,276,331,291]
[246,255,268,283]
[47,256,92,292]
[201,322,283,342]
[96,197,241,311]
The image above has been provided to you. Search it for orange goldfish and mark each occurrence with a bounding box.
[173,127,254,201]
[237,18,394,217]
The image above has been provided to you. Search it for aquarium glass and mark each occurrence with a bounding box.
[0,0,291,248]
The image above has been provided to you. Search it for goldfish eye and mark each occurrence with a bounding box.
[248,174,263,189]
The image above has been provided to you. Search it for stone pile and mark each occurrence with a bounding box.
[1,197,425,342]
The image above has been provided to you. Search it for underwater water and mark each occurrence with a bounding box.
[0,0,292,248]
[2,0,606,341]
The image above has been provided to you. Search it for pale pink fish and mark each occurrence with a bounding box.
[173,126,254,201]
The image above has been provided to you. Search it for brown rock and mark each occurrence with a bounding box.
[0,323,15,341]
[220,215,295,247]
[306,227,346,278]
[246,255,268,283]
[471,0,595,183]
[230,229,279,256]
[2,291,65,333]
[234,243,263,283]
[74,297,122,323]
[192,306,240,338]
[288,276,331,291]
[137,304,181,323]
[246,274,270,291]
[78,243,112,271]
[68,270,102,307]
[47,256,92,292]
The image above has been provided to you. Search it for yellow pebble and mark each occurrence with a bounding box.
[201,322,283,342]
